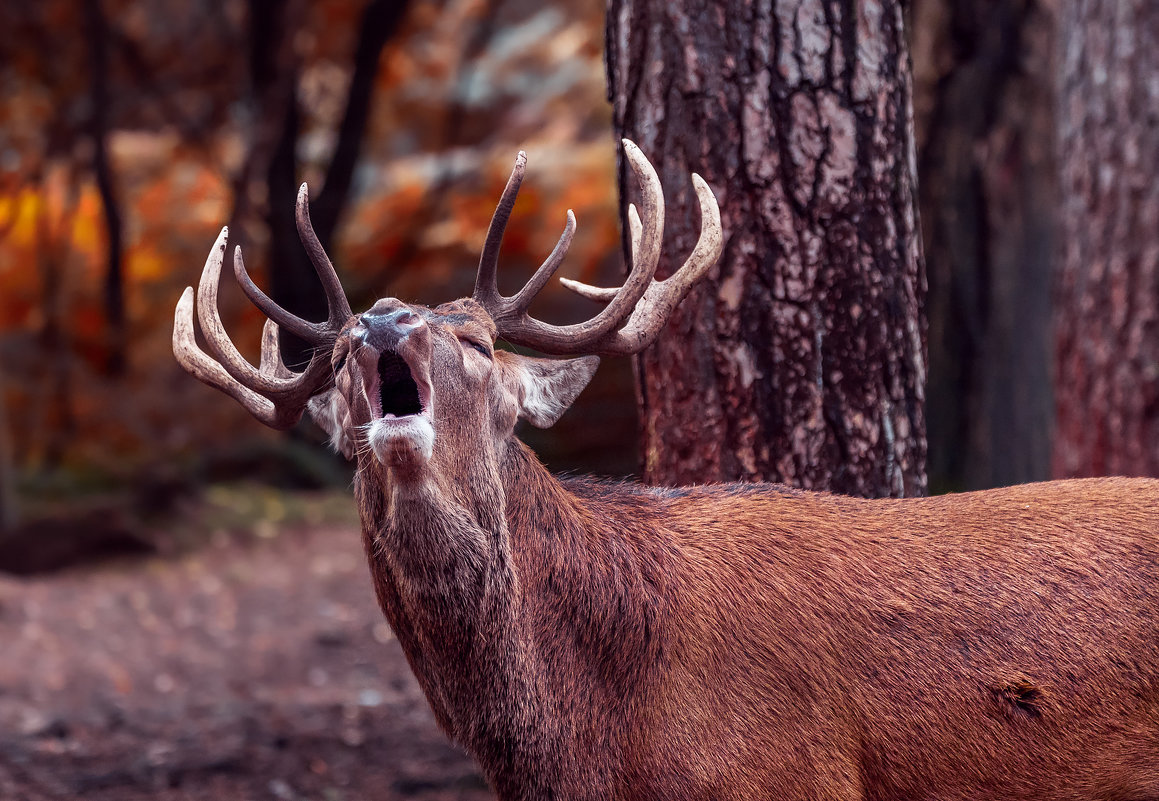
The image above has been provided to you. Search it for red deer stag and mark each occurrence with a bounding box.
[175,140,1159,800]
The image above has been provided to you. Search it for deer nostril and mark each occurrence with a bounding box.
[361,308,422,331]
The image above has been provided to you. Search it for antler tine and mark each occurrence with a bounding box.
[509,209,576,310]
[561,204,642,304]
[231,186,353,343]
[581,139,667,328]
[559,170,723,355]
[471,140,665,353]
[259,319,294,380]
[474,151,527,307]
[628,202,643,269]
[233,244,320,343]
[296,183,353,324]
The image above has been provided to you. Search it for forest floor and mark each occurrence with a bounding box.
[0,486,491,801]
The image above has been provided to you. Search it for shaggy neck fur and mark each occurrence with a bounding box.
[353,437,676,798]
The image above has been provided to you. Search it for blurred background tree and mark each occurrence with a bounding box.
[1053,0,1159,478]
[911,0,1055,492]
[0,361,14,531]
[0,0,1157,526]
[0,0,630,528]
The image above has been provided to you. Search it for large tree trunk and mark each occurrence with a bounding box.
[912,0,1055,491]
[1052,0,1159,478]
[606,0,927,497]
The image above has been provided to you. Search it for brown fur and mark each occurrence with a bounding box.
[313,299,1159,800]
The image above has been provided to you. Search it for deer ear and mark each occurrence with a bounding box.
[504,354,600,428]
[307,391,354,459]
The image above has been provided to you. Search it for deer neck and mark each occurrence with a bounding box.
[355,440,677,790]
[351,438,568,756]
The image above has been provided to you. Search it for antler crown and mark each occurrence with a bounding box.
[173,140,723,428]
[172,185,352,429]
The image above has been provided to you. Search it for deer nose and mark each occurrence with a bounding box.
[361,307,421,330]
[358,300,425,349]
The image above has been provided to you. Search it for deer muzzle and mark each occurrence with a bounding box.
[342,301,436,473]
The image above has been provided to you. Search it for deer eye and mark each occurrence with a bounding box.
[459,337,492,358]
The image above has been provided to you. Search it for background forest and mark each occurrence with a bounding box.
[0,0,629,531]
[0,0,1147,523]
[0,0,1154,797]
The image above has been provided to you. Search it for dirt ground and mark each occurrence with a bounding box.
[0,500,492,801]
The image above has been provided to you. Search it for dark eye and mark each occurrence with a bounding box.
[460,338,492,358]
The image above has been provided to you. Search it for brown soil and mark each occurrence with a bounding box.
[0,514,492,801]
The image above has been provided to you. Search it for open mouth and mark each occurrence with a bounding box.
[377,351,425,418]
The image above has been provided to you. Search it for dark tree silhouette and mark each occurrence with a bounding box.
[260,0,410,367]
[1053,0,1159,478]
[84,0,127,376]
[605,0,926,497]
[913,0,1055,491]
[0,362,15,533]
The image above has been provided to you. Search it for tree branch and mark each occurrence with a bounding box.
[84,0,126,375]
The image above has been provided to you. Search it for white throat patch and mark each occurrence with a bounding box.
[367,415,436,467]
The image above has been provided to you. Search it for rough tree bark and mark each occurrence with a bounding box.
[1052,0,1159,478]
[911,0,1055,491]
[605,0,926,496]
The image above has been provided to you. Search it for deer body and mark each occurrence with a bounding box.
[359,436,1159,800]
[174,142,1159,799]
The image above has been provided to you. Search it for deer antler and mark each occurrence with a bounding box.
[172,184,352,430]
[472,139,722,356]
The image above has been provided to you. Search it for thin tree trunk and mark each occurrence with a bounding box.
[606,0,927,497]
[262,0,409,368]
[85,0,126,375]
[310,0,410,246]
[266,92,320,368]
[34,166,80,470]
[0,362,16,533]
[912,0,1055,491]
[0,191,22,530]
[1052,0,1159,478]
[229,0,299,237]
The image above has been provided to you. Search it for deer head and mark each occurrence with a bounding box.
[174,140,722,484]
